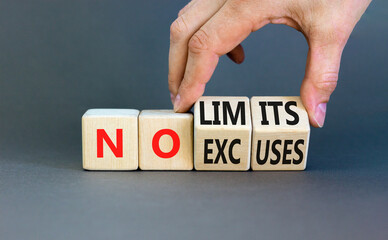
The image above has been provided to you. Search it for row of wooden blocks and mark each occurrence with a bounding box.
[82,96,310,171]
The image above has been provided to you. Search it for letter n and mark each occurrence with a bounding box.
[97,129,123,158]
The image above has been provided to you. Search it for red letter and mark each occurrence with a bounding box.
[152,129,180,158]
[97,129,123,158]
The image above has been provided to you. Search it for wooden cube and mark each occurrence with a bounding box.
[250,96,310,170]
[139,110,193,170]
[194,96,252,171]
[82,109,139,170]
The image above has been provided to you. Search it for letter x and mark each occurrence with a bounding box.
[214,139,228,164]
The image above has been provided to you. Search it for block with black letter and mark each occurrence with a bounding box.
[139,110,193,170]
[82,109,139,170]
[194,96,252,171]
[250,96,310,170]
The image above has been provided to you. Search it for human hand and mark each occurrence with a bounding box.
[168,0,371,127]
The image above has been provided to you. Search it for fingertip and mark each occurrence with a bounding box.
[173,94,181,112]
[227,52,245,64]
[305,101,327,128]
[236,56,245,64]
[313,103,327,128]
[174,81,206,113]
[173,93,192,113]
[300,84,326,128]
[170,92,176,105]
[226,44,245,64]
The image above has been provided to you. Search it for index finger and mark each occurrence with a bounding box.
[174,2,265,112]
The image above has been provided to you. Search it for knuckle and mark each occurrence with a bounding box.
[188,29,210,54]
[168,84,176,94]
[178,0,194,17]
[168,70,181,86]
[314,72,338,94]
[227,0,248,15]
[168,74,174,85]
[168,75,177,86]
[178,9,184,17]
[170,16,189,42]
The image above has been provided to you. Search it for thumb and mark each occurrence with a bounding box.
[300,42,345,128]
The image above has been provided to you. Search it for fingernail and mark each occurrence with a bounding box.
[173,94,181,112]
[170,92,175,105]
[313,103,327,128]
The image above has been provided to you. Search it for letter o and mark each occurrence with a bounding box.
[152,129,180,158]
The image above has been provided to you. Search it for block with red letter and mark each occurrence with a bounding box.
[194,96,252,171]
[82,109,139,170]
[250,96,310,170]
[139,110,193,170]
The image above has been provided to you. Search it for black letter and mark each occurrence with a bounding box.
[256,140,270,165]
[282,140,293,164]
[229,139,241,164]
[222,101,245,125]
[267,101,283,125]
[204,139,213,164]
[212,101,221,125]
[285,101,299,125]
[200,101,212,125]
[293,139,304,164]
[259,102,269,125]
[270,140,282,165]
[214,139,227,164]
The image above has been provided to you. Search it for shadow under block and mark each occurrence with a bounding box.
[194,97,252,171]
[82,109,139,170]
[139,110,193,170]
[250,97,310,170]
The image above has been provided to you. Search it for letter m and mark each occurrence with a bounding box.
[97,129,123,158]
[223,101,246,125]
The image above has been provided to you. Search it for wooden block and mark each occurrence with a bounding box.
[139,110,193,170]
[250,96,310,170]
[82,109,139,170]
[194,96,252,171]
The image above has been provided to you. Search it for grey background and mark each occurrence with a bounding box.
[0,0,387,239]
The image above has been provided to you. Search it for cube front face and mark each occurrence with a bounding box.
[82,97,311,172]
[250,97,310,170]
[82,109,139,170]
[139,110,193,170]
[194,97,252,171]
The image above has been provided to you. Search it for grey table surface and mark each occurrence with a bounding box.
[0,1,387,239]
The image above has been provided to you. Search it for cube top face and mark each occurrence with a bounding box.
[250,96,309,132]
[83,109,140,118]
[82,109,139,170]
[194,97,252,171]
[139,110,193,119]
[139,110,193,170]
[194,96,251,130]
